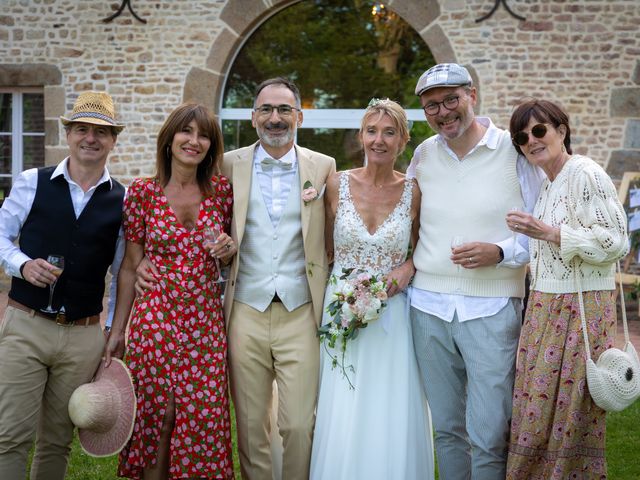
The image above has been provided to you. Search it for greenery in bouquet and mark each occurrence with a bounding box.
[318,267,388,389]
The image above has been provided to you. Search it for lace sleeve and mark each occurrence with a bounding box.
[560,158,629,266]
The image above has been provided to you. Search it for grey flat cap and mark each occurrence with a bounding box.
[415,63,472,96]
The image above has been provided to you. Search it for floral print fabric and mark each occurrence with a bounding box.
[118,177,234,479]
[507,289,616,480]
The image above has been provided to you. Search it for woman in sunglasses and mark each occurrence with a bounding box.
[504,99,628,478]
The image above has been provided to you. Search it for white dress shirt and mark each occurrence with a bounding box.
[407,117,546,322]
[0,157,124,325]
[254,144,298,227]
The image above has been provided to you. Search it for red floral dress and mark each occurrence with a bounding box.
[118,177,234,479]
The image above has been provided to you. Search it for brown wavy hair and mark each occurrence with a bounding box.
[155,103,223,196]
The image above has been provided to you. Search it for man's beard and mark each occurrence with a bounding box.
[257,121,295,148]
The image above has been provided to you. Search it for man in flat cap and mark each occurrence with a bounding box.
[407,64,545,479]
[0,91,126,479]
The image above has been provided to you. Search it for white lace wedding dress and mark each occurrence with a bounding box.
[310,172,434,480]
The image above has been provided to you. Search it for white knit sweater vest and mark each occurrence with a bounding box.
[413,131,526,298]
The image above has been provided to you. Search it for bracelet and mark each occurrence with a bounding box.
[497,246,504,262]
[19,261,28,277]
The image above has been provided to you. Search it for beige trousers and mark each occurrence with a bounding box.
[228,301,319,480]
[0,306,105,480]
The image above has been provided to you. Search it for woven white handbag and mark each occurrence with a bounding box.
[565,163,640,411]
[575,261,640,412]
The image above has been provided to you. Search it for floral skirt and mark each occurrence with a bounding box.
[506,289,616,480]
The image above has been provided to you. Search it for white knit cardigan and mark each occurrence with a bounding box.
[529,155,629,293]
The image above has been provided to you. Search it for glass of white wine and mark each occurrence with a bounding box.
[203,227,226,284]
[503,206,521,267]
[451,235,464,273]
[41,254,64,314]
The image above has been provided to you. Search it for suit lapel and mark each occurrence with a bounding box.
[297,146,317,242]
[232,144,256,247]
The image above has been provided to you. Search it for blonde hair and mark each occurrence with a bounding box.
[359,99,410,155]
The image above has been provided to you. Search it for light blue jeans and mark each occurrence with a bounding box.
[411,299,521,480]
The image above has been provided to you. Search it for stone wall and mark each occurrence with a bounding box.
[1,0,638,184]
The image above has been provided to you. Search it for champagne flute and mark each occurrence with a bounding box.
[503,206,521,266]
[451,235,464,273]
[203,227,226,284]
[41,254,64,313]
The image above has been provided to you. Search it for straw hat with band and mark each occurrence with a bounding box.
[68,357,136,457]
[60,91,125,134]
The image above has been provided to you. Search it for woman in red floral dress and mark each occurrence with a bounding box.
[106,103,236,479]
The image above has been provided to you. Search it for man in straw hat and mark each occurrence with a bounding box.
[406,64,545,479]
[0,91,126,479]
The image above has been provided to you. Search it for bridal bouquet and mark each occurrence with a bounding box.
[318,268,388,389]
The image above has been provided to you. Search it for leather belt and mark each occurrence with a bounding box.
[7,298,100,327]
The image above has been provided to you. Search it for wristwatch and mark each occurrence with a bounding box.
[497,246,504,262]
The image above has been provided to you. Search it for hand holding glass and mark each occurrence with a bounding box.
[451,235,464,273]
[503,207,521,266]
[41,254,64,314]
[203,227,226,284]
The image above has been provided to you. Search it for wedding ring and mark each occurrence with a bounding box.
[515,224,520,230]
[468,257,472,263]
[226,244,231,250]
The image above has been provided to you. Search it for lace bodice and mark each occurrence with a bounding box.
[333,172,413,275]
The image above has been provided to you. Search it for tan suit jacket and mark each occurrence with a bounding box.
[221,142,336,328]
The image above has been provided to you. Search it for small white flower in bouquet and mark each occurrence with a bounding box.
[318,268,388,389]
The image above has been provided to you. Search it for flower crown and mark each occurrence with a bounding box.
[365,98,411,130]
[367,97,394,109]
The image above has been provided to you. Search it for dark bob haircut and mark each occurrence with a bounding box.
[509,99,572,156]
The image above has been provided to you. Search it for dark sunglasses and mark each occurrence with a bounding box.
[512,123,549,146]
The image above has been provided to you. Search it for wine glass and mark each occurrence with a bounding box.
[203,227,226,284]
[451,235,464,273]
[41,254,64,314]
[503,206,521,266]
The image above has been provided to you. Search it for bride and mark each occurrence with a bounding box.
[309,99,434,480]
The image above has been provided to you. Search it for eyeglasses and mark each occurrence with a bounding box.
[512,123,550,146]
[422,96,460,116]
[254,104,300,117]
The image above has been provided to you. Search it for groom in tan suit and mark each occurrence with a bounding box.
[221,77,335,480]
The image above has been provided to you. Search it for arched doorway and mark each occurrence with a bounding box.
[183,0,466,169]
[222,0,436,170]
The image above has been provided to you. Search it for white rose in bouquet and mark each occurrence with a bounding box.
[362,297,382,323]
[341,301,354,325]
[340,280,355,297]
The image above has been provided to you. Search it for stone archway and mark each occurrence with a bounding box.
[182,0,474,113]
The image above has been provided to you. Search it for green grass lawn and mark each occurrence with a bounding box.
[38,399,640,479]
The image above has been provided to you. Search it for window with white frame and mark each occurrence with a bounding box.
[0,89,45,205]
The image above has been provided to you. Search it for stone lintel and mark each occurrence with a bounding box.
[0,64,62,86]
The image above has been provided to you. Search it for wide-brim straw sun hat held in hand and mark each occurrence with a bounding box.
[68,358,136,457]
